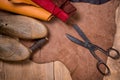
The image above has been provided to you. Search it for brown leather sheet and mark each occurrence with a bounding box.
[25,0,119,80]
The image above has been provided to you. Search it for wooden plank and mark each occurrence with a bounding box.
[0,61,5,80]
[3,61,54,80]
[54,61,72,80]
[0,61,72,80]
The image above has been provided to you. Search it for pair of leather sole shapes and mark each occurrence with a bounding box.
[0,11,48,61]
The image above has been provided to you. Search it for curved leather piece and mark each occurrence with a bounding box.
[0,0,52,21]
[29,0,120,80]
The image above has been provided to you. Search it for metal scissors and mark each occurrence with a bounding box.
[66,24,120,75]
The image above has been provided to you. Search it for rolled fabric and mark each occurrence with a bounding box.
[31,0,69,22]
[0,0,53,21]
[52,0,77,16]
[70,0,110,4]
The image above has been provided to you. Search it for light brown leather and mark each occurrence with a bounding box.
[28,0,119,80]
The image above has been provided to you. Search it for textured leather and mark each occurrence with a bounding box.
[30,0,120,80]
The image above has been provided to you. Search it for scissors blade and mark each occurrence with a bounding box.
[72,24,90,43]
[66,33,86,48]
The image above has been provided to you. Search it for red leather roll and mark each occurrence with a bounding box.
[31,0,69,22]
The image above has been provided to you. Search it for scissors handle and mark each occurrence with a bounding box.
[97,61,110,75]
[93,45,120,60]
[107,48,120,59]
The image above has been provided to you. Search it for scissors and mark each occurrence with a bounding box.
[66,24,120,75]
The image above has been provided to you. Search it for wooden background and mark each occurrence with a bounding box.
[0,61,72,80]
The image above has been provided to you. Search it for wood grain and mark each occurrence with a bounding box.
[54,61,72,80]
[0,60,72,80]
[0,61,54,80]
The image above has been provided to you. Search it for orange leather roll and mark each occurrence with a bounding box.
[0,0,53,21]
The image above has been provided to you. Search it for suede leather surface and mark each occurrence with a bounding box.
[29,0,120,80]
